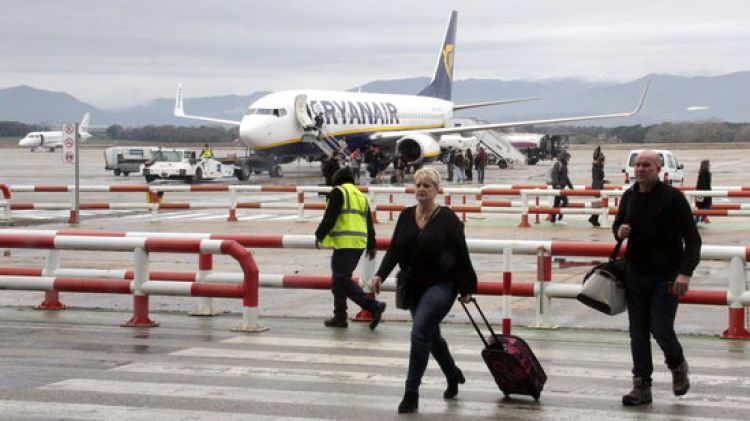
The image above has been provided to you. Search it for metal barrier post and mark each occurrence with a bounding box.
[518,192,531,228]
[67,190,78,224]
[530,247,556,329]
[191,254,221,316]
[502,247,512,335]
[722,256,750,339]
[123,247,159,327]
[227,189,238,222]
[297,191,305,219]
[601,195,611,228]
[36,250,65,310]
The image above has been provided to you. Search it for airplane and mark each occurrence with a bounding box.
[18,112,92,152]
[174,10,649,178]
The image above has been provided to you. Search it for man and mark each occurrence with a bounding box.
[315,167,386,329]
[322,151,341,186]
[613,150,701,406]
[550,151,573,225]
[475,146,488,184]
[199,143,213,159]
[445,147,455,182]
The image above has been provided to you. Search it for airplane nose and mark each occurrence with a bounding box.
[239,116,267,148]
[19,138,36,147]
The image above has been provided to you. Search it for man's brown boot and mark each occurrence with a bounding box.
[672,361,690,396]
[622,377,652,406]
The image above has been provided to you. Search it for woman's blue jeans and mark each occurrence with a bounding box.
[406,281,459,392]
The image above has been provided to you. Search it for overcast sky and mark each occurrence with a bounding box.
[2,0,749,108]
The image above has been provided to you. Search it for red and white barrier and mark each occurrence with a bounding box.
[0,232,264,332]
[7,182,750,227]
[2,228,748,338]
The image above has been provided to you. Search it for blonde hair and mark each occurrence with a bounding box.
[414,166,441,188]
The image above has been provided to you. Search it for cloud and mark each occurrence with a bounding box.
[1,0,749,107]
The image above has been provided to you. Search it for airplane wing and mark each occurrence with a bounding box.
[453,96,540,111]
[371,81,650,141]
[174,84,242,126]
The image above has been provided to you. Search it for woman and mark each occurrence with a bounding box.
[588,156,605,227]
[370,166,477,414]
[695,160,712,223]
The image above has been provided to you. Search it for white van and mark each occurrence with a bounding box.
[622,149,684,185]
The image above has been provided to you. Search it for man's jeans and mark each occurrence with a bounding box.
[406,281,459,392]
[331,248,375,320]
[625,266,685,383]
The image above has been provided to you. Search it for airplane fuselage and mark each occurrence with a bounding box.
[239,90,453,162]
[18,131,64,151]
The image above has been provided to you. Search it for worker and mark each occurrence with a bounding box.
[200,144,214,159]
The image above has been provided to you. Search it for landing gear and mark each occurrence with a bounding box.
[236,161,252,181]
[270,165,283,178]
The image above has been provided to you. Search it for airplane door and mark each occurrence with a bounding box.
[294,94,313,129]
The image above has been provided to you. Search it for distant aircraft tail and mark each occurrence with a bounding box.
[418,10,457,101]
[79,112,90,133]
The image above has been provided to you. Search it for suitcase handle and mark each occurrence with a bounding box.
[459,297,499,348]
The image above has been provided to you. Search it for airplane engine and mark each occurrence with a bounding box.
[396,134,441,164]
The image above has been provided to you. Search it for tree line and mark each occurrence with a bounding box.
[1,120,748,144]
[539,122,750,144]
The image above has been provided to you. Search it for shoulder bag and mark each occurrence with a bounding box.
[577,239,627,315]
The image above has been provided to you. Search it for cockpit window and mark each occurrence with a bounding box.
[246,108,286,117]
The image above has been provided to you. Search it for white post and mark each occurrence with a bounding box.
[133,247,148,296]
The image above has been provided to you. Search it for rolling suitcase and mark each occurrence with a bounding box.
[460,298,547,400]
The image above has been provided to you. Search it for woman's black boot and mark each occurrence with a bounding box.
[443,367,465,399]
[398,391,419,413]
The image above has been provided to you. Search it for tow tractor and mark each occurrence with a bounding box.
[142,149,235,183]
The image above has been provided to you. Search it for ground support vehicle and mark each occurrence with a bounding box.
[142,149,235,183]
[104,146,156,176]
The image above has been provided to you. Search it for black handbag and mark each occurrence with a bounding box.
[395,269,411,310]
[577,239,627,315]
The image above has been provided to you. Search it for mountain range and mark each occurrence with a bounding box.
[1,72,748,128]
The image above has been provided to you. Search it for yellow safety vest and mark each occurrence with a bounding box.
[201,148,214,158]
[321,183,369,249]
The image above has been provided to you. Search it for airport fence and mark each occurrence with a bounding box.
[5,183,750,227]
[0,232,265,332]
[0,228,748,339]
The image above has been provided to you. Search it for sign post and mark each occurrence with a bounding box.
[62,123,79,224]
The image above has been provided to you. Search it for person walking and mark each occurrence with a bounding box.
[695,160,712,224]
[589,156,606,227]
[393,153,407,185]
[370,166,476,414]
[613,150,701,406]
[445,147,455,182]
[315,167,386,329]
[322,151,341,186]
[454,150,466,183]
[465,149,474,182]
[475,146,488,184]
[350,148,362,183]
[550,151,573,224]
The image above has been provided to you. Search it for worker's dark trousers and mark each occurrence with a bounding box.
[330,248,376,320]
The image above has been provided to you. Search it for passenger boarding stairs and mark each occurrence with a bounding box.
[447,117,528,167]
[301,131,342,158]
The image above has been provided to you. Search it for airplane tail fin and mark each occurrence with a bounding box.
[78,112,91,141]
[418,10,457,101]
[175,84,185,117]
[79,113,90,132]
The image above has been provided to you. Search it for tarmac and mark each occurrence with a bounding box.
[0,143,749,419]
